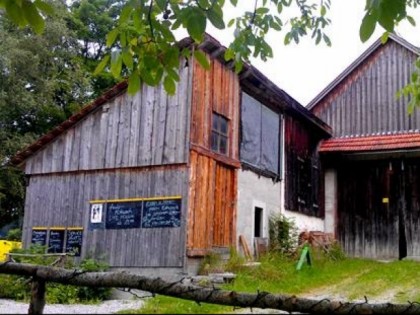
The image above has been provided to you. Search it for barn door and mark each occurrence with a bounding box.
[212,163,237,247]
[338,158,420,260]
[337,159,399,259]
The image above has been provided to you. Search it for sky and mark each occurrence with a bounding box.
[199,1,420,106]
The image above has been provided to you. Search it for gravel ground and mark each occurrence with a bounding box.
[0,299,145,314]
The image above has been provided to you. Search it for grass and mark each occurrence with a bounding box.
[117,249,420,314]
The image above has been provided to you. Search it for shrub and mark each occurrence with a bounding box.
[323,241,347,261]
[268,213,299,257]
[0,245,111,303]
[6,228,22,241]
[76,258,112,301]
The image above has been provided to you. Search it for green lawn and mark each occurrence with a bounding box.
[118,251,420,314]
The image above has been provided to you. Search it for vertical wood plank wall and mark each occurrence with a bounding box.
[187,55,240,256]
[337,158,420,259]
[22,61,193,268]
[312,41,419,137]
[24,63,192,174]
[284,116,324,217]
[23,167,189,267]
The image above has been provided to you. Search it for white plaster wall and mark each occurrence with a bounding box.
[324,168,337,236]
[283,209,325,232]
[237,169,281,256]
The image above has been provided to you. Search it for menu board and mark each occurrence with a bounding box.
[142,198,181,228]
[47,229,65,253]
[65,229,83,257]
[31,228,47,246]
[105,201,142,229]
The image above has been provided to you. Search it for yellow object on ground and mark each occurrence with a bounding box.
[0,240,22,261]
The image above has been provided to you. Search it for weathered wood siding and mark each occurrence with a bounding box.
[24,64,192,174]
[404,159,420,257]
[284,116,324,217]
[337,160,398,259]
[187,151,237,256]
[22,167,189,267]
[313,41,419,137]
[187,55,240,255]
[190,53,240,160]
[337,158,420,259]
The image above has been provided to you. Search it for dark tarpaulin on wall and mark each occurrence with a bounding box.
[240,93,280,175]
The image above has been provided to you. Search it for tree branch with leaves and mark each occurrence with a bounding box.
[1,0,420,107]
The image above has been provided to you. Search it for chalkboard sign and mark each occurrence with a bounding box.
[142,198,182,228]
[31,229,47,246]
[65,229,83,257]
[105,201,142,229]
[48,229,65,253]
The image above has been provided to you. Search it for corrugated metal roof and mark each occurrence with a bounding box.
[319,132,420,153]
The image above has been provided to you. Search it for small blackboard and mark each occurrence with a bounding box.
[31,229,47,246]
[105,201,142,229]
[142,198,182,228]
[48,229,65,253]
[65,229,83,257]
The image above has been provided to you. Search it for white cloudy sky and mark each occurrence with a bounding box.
[200,1,420,106]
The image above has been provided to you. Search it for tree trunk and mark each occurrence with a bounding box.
[28,278,45,315]
[1,262,419,314]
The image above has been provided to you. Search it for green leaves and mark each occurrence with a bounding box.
[110,52,123,78]
[22,1,45,35]
[128,72,141,95]
[94,55,110,76]
[194,50,210,70]
[164,76,176,95]
[207,8,225,30]
[397,56,420,115]
[186,9,206,42]
[360,12,377,43]
[2,0,53,34]
[359,0,410,42]
[106,29,119,47]
[93,0,333,96]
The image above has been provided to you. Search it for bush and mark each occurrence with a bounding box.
[268,213,299,257]
[323,241,347,261]
[0,245,111,303]
[76,258,112,302]
[6,228,22,241]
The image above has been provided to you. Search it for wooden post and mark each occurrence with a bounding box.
[28,278,46,315]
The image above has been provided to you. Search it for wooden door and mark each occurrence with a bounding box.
[338,158,420,259]
[337,159,399,259]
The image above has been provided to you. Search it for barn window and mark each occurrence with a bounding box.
[211,112,229,155]
[240,92,280,176]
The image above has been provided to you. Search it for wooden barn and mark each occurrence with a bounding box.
[12,34,330,275]
[308,34,420,260]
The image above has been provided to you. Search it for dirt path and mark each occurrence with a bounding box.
[0,299,144,314]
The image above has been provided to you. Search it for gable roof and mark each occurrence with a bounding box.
[307,33,420,111]
[319,132,420,153]
[11,33,331,166]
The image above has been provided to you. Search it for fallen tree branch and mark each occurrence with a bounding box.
[1,261,419,314]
